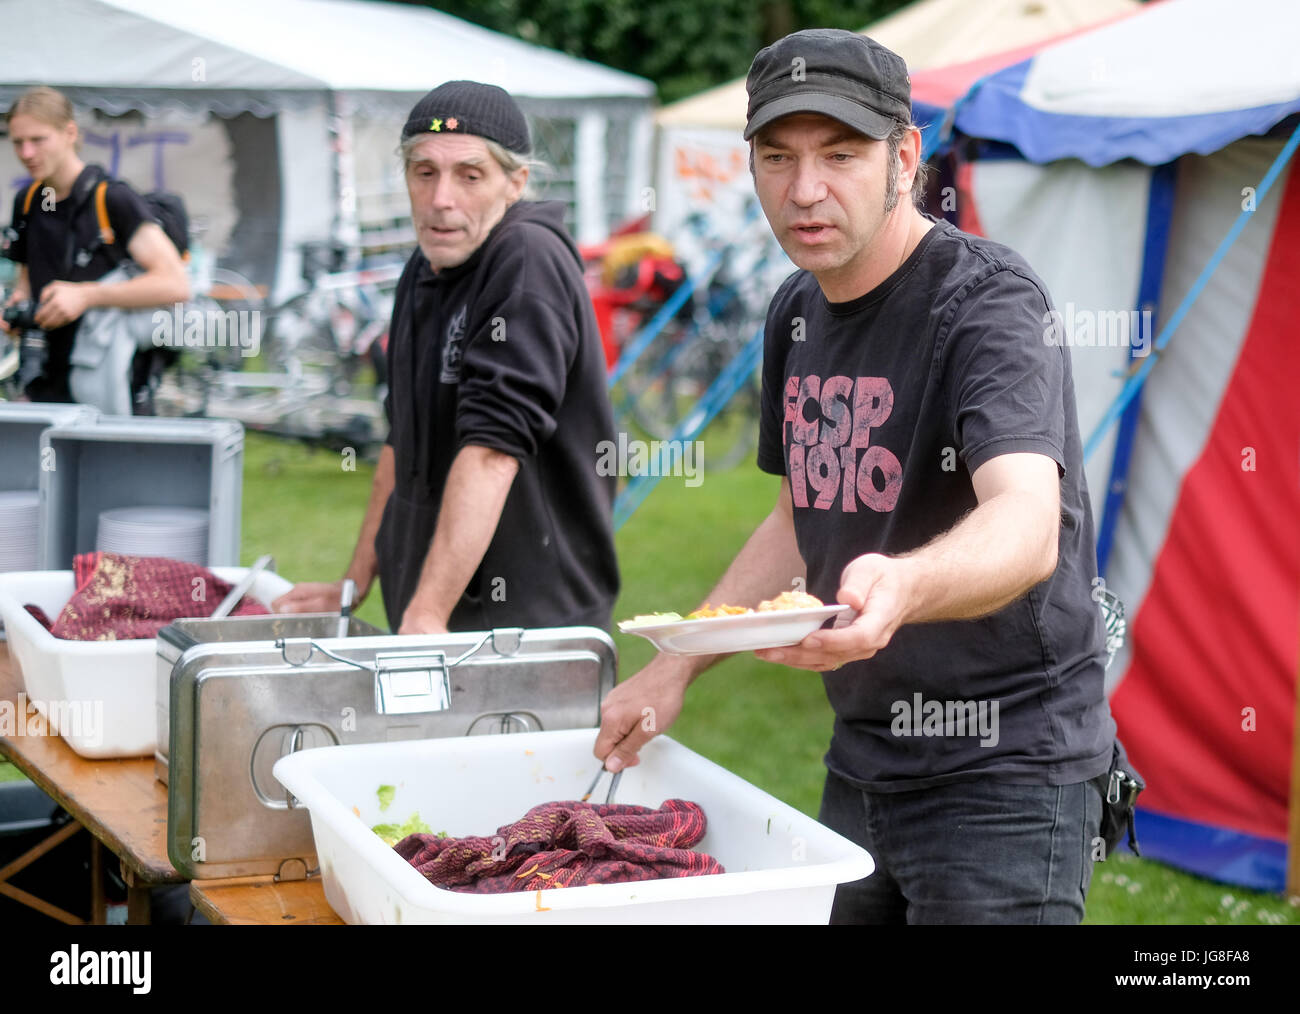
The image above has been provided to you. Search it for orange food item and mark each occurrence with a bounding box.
[686,602,754,619]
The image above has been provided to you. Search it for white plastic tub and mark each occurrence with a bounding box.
[273,730,874,924]
[0,567,293,758]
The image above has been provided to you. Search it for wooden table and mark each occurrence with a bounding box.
[190,876,343,925]
[0,642,182,924]
[1,642,342,925]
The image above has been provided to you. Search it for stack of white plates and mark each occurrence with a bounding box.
[0,490,41,573]
[96,506,210,565]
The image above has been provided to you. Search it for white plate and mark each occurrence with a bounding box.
[619,604,851,656]
[98,506,209,526]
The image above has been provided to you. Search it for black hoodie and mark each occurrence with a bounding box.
[377,200,619,633]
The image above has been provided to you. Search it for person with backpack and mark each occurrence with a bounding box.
[1,86,190,409]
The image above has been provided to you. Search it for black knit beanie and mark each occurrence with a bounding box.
[401,80,531,154]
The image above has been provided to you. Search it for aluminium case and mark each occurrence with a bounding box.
[163,625,616,879]
[154,612,383,783]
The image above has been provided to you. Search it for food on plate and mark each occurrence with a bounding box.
[686,603,753,619]
[377,784,396,812]
[757,590,824,611]
[619,589,825,628]
[618,612,683,629]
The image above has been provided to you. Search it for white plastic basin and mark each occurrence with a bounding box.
[273,729,874,924]
[0,567,293,758]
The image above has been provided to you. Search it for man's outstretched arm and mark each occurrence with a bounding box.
[759,451,1060,671]
[594,476,805,772]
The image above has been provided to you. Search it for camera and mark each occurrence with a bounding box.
[1,300,47,391]
[2,298,39,332]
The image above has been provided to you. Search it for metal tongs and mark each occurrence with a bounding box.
[337,579,356,639]
[581,766,623,805]
[212,554,273,619]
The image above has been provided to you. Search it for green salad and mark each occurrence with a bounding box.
[368,785,447,846]
[371,812,442,846]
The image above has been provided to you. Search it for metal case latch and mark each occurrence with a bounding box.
[373,651,452,715]
[274,628,530,718]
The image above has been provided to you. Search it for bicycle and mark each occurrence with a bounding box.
[614,208,784,472]
[259,243,397,398]
[155,240,400,454]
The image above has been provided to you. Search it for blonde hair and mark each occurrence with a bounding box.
[6,85,79,151]
[8,86,76,128]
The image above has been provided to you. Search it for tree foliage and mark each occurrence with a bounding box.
[392,1,915,103]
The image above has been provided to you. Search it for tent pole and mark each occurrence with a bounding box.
[1095,162,1177,576]
[329,91,359,268]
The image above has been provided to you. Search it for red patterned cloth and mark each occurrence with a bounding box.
[38,552,269,641]
[394,798,724,892]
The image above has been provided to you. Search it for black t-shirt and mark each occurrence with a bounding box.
[4,165,152,401]
[757,217,1114,792]
[377,200,620,634]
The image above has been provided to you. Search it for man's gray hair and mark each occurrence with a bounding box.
[399,133,551,200]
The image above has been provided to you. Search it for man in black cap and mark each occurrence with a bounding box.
[275,81,619,635]
[596,30,1115,924]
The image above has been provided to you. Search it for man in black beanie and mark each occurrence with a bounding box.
[276,81,619,635]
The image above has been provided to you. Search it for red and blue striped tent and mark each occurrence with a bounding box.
[914,0,1300,891]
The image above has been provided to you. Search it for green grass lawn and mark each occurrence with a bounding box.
[4,430,1297,925]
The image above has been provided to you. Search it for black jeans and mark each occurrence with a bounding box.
[818,768,1103,924]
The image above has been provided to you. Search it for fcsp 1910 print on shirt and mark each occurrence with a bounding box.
[783,374,902,513]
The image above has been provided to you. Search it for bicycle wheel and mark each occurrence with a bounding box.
[672,322,762,473]
[151,295,241,417]
[207,267,267,310]
[621,319,696,440]
[621,318,761,472]
[204,268,268,370]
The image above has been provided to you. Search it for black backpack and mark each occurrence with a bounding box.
[16,166,190,270]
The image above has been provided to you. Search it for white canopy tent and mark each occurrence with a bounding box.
[652,0,1137,240]
[656,0,1138,131]
[0,0,655,298]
